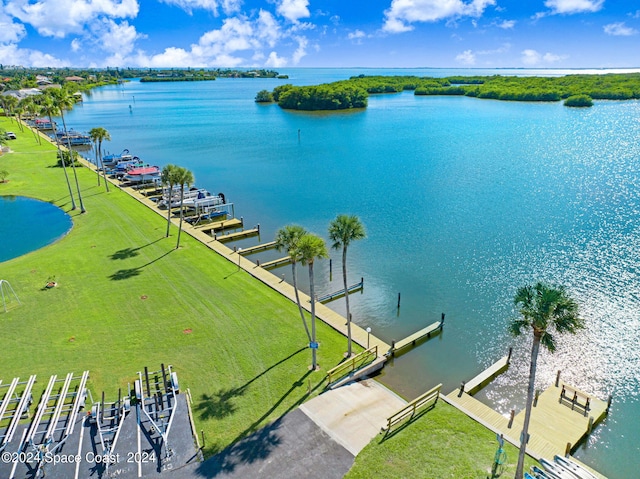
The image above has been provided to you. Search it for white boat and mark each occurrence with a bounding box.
[157,187,210,209]
[554,456,599,479]
[122,166,161,183]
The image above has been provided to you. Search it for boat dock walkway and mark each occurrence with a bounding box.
[215,227,260,242]
[259,256,292,269]
[388,317,444,356]
[239,241,277,255]
[197,217,243,233]
[460,351,511,396]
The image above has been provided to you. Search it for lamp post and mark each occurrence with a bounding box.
[237,248,242,271]
[366,327,371,349]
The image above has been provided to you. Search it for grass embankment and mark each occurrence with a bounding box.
[1,116,539,477]
[0,116,350,457]
[347,401,537,479]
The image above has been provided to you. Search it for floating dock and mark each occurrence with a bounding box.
[198,217,244,234]
[388,316,444,356]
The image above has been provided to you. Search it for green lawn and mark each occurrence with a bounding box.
[346,401,537,479]
[0,117,351,456]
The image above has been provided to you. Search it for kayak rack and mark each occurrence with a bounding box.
[0,375,36,452]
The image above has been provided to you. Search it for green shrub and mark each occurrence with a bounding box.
[564,94,593,107]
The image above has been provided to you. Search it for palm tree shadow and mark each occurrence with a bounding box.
[110,237,165,260]
[108,249,173,280]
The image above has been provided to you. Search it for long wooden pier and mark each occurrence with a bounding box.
[317,278,364,304]
[388,316,444,356]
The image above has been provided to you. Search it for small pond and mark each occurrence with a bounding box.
[0,196,73,263]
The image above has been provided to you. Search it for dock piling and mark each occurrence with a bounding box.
[556,370,561,387]
[397,292,401,309]
[508,409,514,428]
[507,347,512,365]
[534,390,540,407]
[606,395,612,413]
[565,442,572,456]
[458,381,465,397]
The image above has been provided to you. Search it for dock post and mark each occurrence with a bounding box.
[440,313,445,328]
[329,259,332,278]
[565,442,572,456]
[397,293,401,308]
[390,340,395,357]
[201,430,205,448]
[508,409,515,428]
[555,370,561,387]
[257,223,260,235]
[534,390,540,407]
[507,347,512,365]
[587,416,594,433]
[606,395,612,413]
[458,381,465,397]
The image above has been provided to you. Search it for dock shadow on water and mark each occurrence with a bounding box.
[108,249,173,280]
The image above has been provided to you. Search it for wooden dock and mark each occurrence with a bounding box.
[259,256,291,269]
[388,318,443,356]
[198,218,243,234]
[460,352,511,396]
[444,380,609,468]
[317,278,364,304]
[215,228,260,242]
[239,241,277,255]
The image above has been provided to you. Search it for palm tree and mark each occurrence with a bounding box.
[297,233,328,370]
[88,127,111,191]
[48,88,86,213]
[328,214,366,357]
[39,95,76,210]
[19,97,42,144]
[510,282,583,479]
[160,164,179,237]
[275,225,311,342]
[1,95,18,124]
[174,166,194,249]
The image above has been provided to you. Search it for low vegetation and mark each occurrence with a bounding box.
[261,73,640,111]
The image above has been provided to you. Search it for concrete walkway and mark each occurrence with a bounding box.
[300,379,406,456]
[193,379,405,478]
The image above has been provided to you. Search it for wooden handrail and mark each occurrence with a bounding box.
[327,345,378,385]
[383,383,442,431]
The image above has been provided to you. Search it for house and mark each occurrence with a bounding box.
[64,75,84,82]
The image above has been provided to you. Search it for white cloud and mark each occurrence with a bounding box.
[497,19,515,29]
[94,19,142,55]
[521,48,566,65]
[0,11,26,43]
[6,0,139,38]
[383,0,496,33]
[348,29,366,43]
[71,38,82,52]
[277,0,310,23]
[0,43,69,67]
[291,35,307,64]
[456,49,476,65]
[157,0,242,16]
[256,10,281,47]
[604,22,638,36]
[265,51,287,67]
[542,0,604,15]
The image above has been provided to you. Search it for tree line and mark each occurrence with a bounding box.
[256,73,640,110]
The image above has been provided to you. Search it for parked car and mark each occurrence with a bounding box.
[5,132,17,140]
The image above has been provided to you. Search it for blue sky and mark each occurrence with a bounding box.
[0,0,639,68]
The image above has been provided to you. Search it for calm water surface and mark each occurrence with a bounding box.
[65,69,639,478]
[0,196,72,262]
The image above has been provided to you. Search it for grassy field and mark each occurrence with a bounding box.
[1,116,540,477]
[0,116,352,457]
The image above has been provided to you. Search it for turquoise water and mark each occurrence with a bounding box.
[0,196,72,262]
[66,69,639,478]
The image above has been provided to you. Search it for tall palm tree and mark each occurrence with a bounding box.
[297,233,328,370]
[174,166,194,249]
[49,88,86,213]
[88,127,111,191]
[510,282,583,479]
[19,97,42,144]
[161,164,179,237]
[39,95,76,210]
[328,214,366,357]
[1,95,18,124]
[275,225,311,342]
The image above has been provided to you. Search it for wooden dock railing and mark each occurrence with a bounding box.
[382,383,442,432]
[326,346,378,386]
